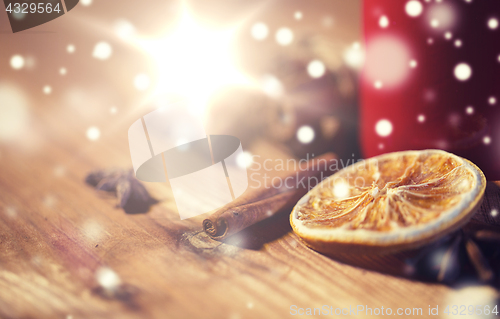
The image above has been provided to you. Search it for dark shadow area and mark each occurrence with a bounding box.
[221,208,293,250]
[123,196,158,215]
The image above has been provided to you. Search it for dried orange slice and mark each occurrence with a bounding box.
[291,150,486,254]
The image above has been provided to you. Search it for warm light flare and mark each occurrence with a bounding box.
[136,8,251,115]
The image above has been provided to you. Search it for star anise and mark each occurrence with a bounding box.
[405,219,500,286]
[85,168,156,214]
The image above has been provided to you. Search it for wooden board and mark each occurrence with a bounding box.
[1,104,500,319]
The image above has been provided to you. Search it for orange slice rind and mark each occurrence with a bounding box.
[290,150,486,254]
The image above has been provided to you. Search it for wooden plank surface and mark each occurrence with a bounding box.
[1,103,499,319]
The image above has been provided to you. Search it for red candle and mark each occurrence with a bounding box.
[361,0,500,179]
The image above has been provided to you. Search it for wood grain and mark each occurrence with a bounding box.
[1,105,499,319]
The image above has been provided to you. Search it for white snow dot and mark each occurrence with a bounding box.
[43,85,52,95]
[409,60,417,68]
[110,107,118,114]
[59,67,67,75]
[275,28,294,46]
[294,11,303,20]
[379,16,389,28]
[236,152,253,168]
[483,136,491,145]
[251,22,268,41]
[488,18,499,30]
[492,209,498,217]
[466,106,474,115]
[488,96,497,105]
[114,19,136,40]
[454,39,462,47]
[66,44,75,54]
[417,114,425,123]
[297,126,315,144]
[378,143,384,150]
[81,0,92,6]
[261,74,284,99]
[430,19,440,28]
[92,42,112,60]
[10,55,25,70]
[307,60,326,78]
[405,1,423,17]
[134,74,150,91]
[374,81,383,89]
[454,63,472,81]
[86,126,100,141]
[333,180,350,199]
[427,38,434,44]
[96,267,121,290]
[375,119,393,137]
[444,32,452,40]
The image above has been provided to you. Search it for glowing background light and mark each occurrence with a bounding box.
[409,60,417,68]
[114,19,136,40]
[236,151,253,169]
[365,36,411,88]
[294,11,303,20]
[297,126,315,144]
[10,55,25,70]
[488,18,499,30]
[454,63,472,81]
[86,126,101,141]
[66,44,75,54]
[137,8,250,114]
[59,67,67,75]
[454,39,462,47]
[43,85,52,95]
[427,3,457,31]
[251,22,268,40]
[489,96,497,105]
[80,0,92,6]
[483,136,491,145]
[343,42,365,69]
[379,16,389,28]
[0,84,30,141]
[444,32,452,40]
[307,60,326,78]
[93,42,113,60]
[492,209,499,217]
[275,27,294,46]
[405,1,423,17]
[417,114,425,123]
[374,80,383,89]
[466,106,474,115]
[260,74,284,99]
[134,74,150,91]
[375,119,393,137]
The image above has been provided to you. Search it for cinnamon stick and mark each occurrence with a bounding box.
[203,153,337,240]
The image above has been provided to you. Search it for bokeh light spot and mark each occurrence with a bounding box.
[379,16,389,28]
[10,55,25,70]
[307,60,326,78]
[454,63,472,81]
[297,126,315,144]
[92,42,112,60]
[251,22,268,41]
[86,126,101,141]
[275,28,294,46]
[134,74,150,91]
[405,1,423,17]
[375,119,393,137]
[488,18,499,30]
